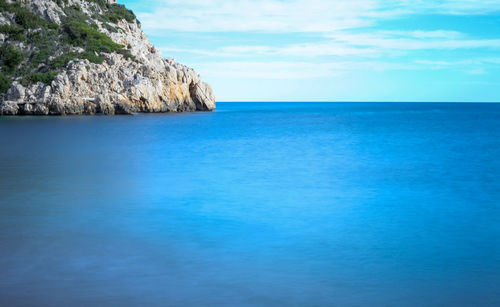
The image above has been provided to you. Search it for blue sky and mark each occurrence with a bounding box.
[120,0,500,102]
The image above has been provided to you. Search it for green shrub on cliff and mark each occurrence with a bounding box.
[31,47,54,67]
[104,4,137,23]
[86,0,109,7]
[64,20,122,53]
[0,45,24,73]
[21,72,59,86]
[0,72,12,94]
[0,25,26,42]
[81,51,105,64]
[0,0,51,29]
[52,0,69,6]
[84,1,138,24]
[102,22,119,33]
[50,53,78,69]
[14,7,47,29]
[0,0,138,87]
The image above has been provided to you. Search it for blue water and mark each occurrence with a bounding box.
[0,102,499,306]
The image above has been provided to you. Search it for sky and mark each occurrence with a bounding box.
[120,0,500,102]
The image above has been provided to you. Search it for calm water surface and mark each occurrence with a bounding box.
[0,102,499,306]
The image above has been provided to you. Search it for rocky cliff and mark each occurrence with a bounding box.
[0,0,215,115]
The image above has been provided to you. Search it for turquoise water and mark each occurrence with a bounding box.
[0,102,499,306]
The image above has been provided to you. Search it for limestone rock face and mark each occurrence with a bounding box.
[0,0,215,115]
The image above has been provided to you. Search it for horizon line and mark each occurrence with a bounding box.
[216,101,500,103]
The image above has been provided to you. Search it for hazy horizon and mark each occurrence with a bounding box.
[215,100,500,103]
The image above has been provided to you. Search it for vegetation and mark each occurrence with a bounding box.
[59,3,135,64]
[52,0,69,6]
[0,25,26,42]
[21,72,59,86]
[50,53,79,69]
[102,22,119,33]
[0,72,12,94]
[116,48,135,61]
[84,0,138,24]
[0,0,52,29]
[0,0,139,93]
[14,8,47,29]
[65,20,122,53]
[103,4,137,23]
[0,45,24,73]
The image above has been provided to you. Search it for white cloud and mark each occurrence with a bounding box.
[415,58,500,66]
[387,0,500,15]
[139,0,500,34]
[192,60,421,79]
[465,68,487,74]
[160,44,379,58]
[160,30,500,61]
[189,54,500,79]
[190,57,500,80]
[138,0,500,85]
[378,30,464,39]
[326,31,500,50]
[139,0,381,33]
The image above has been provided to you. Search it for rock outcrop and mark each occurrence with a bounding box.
[0,0,215,115]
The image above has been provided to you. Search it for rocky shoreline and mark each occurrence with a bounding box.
[0,0,215,115]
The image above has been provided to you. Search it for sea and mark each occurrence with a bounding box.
[0,102,499,306]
